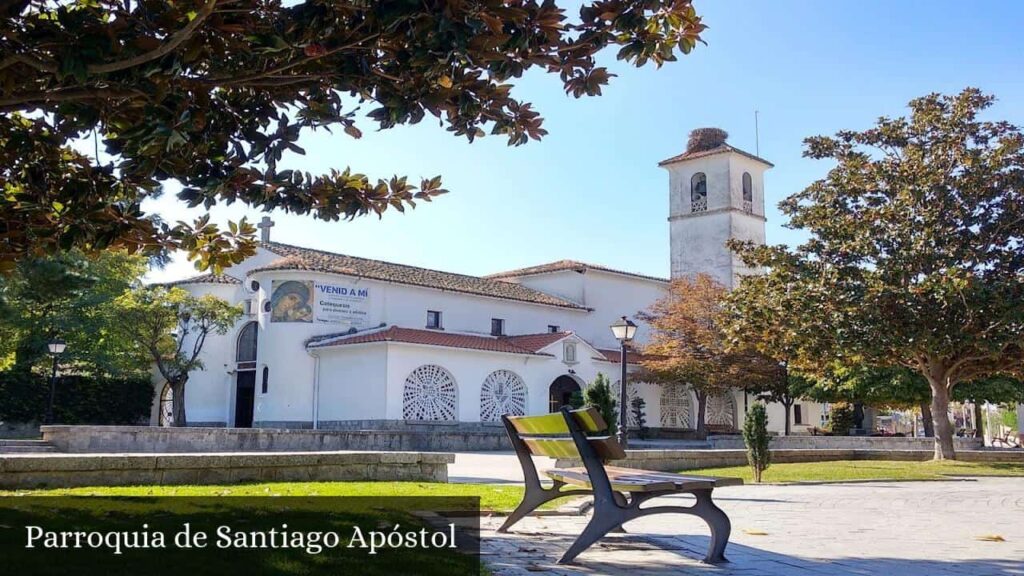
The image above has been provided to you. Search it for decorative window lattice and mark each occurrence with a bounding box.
[742,200,753,213]
[480,370,527,421]
[660,385,692,429]
[403,365,458,421]
[691,198,708,213]
[616,381,643,427]
[159,383,174,427]
[706,391,737,427]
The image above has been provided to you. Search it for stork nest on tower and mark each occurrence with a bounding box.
[687,128,729,152]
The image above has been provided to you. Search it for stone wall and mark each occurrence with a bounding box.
[704,435,984,450]
[41,425,511,453]
[0,451,453,489]
[556,447,1024,471]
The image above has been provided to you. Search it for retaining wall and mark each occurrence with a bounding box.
[41,425,510,453]
[556,447,1024,471]
[704,435,984,450]
[0,450,453,489]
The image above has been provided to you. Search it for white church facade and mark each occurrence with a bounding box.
[153,130,826,436]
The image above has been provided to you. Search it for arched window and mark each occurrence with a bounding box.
[480,370,527,421]
[690,172,707,212]
[403,365,458,421]
[159,383,174,427]
[261,366,269,394]
[235,321,258,367]
[742,172,753,212]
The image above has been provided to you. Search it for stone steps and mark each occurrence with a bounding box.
[0,439,58,453]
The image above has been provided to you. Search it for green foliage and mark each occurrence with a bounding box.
[1001,408,1018,431]
[0,371,151,424]
[113,286,241,426]
[0,250,148,376]
[584,373,618,434]
[726,89,1024,459]
[827,402,856,436]
[630,396,649,439]
[742,403,771,483]
[0,1,705,272]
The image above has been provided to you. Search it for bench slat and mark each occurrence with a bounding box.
[507,407,607,435]
[522,436,626,460]
[543,466,739,492]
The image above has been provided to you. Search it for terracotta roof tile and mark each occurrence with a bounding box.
[658,143,774,168]
[502,332,573,352]
[307,326,554,356]
[252,242,587,310]
[486,259,668,283]
[594,348,644,365]
[164,273,241,286]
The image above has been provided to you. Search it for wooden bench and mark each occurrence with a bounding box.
[499,407,741,564]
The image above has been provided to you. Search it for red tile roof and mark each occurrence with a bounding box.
[486,259,668,283]
[307,326,555,356]
[658,143,774,168]
[594,348,645,365]
[164,273,241,286]
[252,242,587,310]
[502,331,573,352]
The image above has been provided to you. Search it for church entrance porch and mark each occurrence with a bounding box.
[548,375,582,413]
[234,370,256,428]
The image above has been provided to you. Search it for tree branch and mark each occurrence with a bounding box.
[86,0,219,75]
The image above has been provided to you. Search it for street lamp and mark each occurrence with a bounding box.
[44,338,66,425]
[610,316,637,448]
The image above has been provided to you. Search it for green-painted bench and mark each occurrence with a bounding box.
[499,406,741,564]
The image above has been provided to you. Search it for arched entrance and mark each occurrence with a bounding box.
[234,321,258,428]
[549,375,582,413]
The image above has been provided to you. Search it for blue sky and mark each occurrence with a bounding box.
[145,0,1024,283]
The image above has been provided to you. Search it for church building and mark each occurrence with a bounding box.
[153,129,826,436]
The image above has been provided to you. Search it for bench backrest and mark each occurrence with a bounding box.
[504,407,627,461]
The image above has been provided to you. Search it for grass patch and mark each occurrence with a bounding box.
[687,460,1024,483]
[0,482,552,513]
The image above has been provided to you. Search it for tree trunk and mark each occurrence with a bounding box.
[695,390,708,440]
[973,402,984,440]
[172,378,188,428]
[928,382,955,460]
[920,402,934,438]
[782,398,793,436]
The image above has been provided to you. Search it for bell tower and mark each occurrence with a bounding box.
[659,128,772,288]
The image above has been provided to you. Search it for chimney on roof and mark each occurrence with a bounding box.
[686,127,729,153]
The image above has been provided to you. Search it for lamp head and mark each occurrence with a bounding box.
[610,316,638,343]
[47,338,67,355]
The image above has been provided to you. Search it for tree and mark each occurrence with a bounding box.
[584,373,617,435]
[751,368,815,436]
[0,249,148,376]
[639,274,782,439]
[113,286,240,426]
[728,89,1024,460]
[742,402,770,483]
[0,0,706,272]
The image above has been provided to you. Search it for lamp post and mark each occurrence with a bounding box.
[44,337,67,425]
[609,316,637,448]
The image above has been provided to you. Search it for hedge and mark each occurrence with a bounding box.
[0,371,152,425]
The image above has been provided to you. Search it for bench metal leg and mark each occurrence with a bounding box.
[558,489,732,565]
[498,480,591,533]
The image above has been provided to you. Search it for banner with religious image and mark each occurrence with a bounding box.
[269,280,314,323]
[313,282,371,328]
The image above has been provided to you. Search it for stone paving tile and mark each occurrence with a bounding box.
[479,477,1024,576]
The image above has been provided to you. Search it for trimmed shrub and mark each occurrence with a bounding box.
[827,402,856,436]
[584,373,618,434]
[742,403,771,483]
[0,371,152,425]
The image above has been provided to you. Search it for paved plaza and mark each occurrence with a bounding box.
[478,477,1024,576]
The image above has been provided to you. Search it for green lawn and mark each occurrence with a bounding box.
[0,481,548,512]
[687,460,1024,483]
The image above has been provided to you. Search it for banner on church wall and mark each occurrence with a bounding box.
[269,280,314,323]
[313,282,371,327]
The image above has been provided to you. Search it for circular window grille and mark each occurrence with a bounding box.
[158,383,174,427]
[403,365,458,421]
[480,370,527,421]
[660,385,692,429]
[706,391,737,427]
[615,381,643,427]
